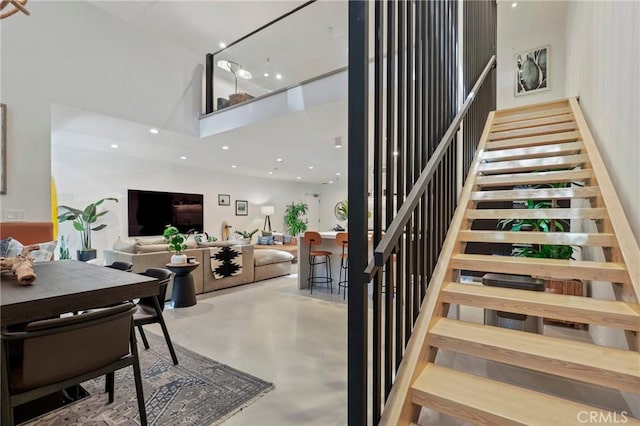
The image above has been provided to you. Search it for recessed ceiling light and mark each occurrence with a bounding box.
[231,165,237,168]
[268,171,273,175]
[296,176,302,180]
[308,166,314,170]
[149,128,159,134]
[264,72,269,77]
[393,151,399,156]
[276,74,282,80]
[336,172,341,176]
[276,158,283,162]
[329,181,334,184]
[334,136,343,148]
[511,2,517,7]
[219,42,226,48]
[222,146,229,150]
[180,156,187,160]
[110,144,119,149]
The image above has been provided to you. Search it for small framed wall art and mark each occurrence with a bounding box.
[235,200,248,216]
[218,194,230,206]
[515,45,549,96]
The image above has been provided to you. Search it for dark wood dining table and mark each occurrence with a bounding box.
[1,260,158,327]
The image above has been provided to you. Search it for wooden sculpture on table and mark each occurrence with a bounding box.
[0,244,38,284]
[0,0,30,19]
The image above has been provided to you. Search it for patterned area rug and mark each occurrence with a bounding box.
[26,332,274,425]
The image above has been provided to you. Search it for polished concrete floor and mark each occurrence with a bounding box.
[149,272,350,426]
[146,272,634,426]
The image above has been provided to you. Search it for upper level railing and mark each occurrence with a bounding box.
[347,1,497,424]
[204,0,347,115]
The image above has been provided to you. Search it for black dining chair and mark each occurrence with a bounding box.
[106,261,134,272]
[1,302,147,426]
[134,268,178,365]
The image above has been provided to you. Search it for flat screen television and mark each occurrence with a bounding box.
[128,189,204,236]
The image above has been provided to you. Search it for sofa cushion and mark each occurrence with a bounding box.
[135,237,166,245]
[254,249,294,266]
[113,237,137,253]
[196,240,237,248]
[136,244,169,254]
[256,236,274,245]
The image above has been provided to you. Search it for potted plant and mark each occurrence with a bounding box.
[234,229,259,244]
[57,197,118,261]
[58,235,71,260]
[284,201,309,238]
[163,225,188,264]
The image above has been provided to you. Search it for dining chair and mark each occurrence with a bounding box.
[134,268,179,365]
[106,261,134,272]
[303,231,333,294]
[1,302,147,426]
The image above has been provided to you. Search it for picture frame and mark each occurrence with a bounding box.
[1,104,5,195]
[515,45,549,96]
[218,194,230,206]
[235,200,248,216]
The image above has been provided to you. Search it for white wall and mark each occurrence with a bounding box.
[52,145,322,258]
[1,1,203,220]
[564,0,640,244]
[319,181,347,231]
[496,1,567,109]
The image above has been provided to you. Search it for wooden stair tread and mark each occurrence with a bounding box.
[472,186,600,202]
[478,154,588,174]
[442,282,640,330]
[465,208,608,220]
[485,130,581,150]
[458,230,617,247]
[475,169,593,187]
[490,113,574,133]
[429,318,640,392]
[412,363,640,426]
[492,106,572,125]
[450,253,628,283]
[482,141,584,162]
[489,122,578,141]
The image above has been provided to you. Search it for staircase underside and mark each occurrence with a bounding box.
[381,98,640,426]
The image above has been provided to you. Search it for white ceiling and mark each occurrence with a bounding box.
[56,0,349,185]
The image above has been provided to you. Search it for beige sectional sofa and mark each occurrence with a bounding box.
[103,238,294,297]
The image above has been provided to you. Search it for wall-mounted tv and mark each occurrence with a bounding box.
[128,189,204,236]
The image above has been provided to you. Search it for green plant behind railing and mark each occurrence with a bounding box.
[59,235,71,260]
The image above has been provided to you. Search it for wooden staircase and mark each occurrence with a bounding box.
[380,98,640,425]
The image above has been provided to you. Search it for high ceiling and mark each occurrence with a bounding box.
[58,0,349,185]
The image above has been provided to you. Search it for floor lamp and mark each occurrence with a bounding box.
[261,206,275,232]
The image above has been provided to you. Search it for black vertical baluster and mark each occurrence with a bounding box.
[205,54,213,114]
[347,1,369,423]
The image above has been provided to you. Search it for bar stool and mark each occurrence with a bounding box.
[336,232,348,299]
[303,231,333,294]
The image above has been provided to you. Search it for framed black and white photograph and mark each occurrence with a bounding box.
[1,104,6,195]
[218,194,230,206]
[235,200,248,216]
[515,46,549,96]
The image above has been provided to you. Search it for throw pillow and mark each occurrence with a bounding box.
[113,237,137,253]
[256,236,274,245]
[261,231,273,237]
[0,237,11,257]
[6,239,57,262]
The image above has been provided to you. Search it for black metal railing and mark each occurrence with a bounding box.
[347,1,497,424]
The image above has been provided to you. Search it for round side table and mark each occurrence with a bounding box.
[166,262,199,308]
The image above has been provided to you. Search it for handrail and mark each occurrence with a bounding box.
[364,55,496,276]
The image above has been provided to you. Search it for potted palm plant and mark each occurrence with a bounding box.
[57,197,118,261]
[284,201,308,239]
[163,225,188,264]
